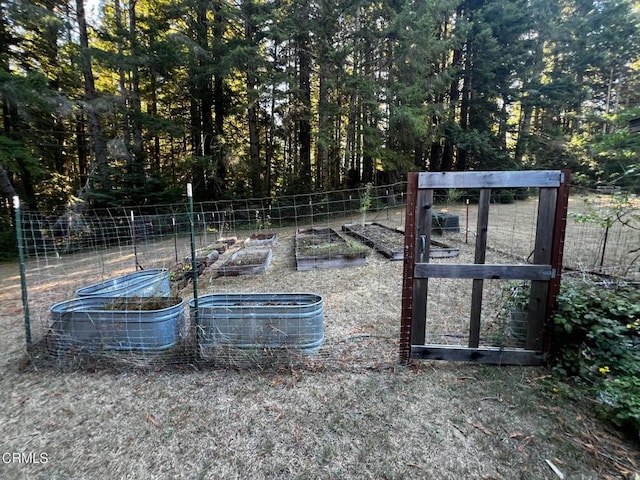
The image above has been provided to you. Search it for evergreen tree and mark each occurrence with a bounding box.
[1,0,638,210]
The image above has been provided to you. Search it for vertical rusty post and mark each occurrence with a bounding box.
[543,170,571,353]
[400,173,418,363]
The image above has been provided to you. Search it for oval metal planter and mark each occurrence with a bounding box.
[75,269,170,297]
[50,296,186,351]
[191,293,324,353]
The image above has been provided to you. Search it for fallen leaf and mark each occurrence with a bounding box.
[466,418,494,435]
[146,414,159,427]
[613,463,631,476]
[517,435,535,452]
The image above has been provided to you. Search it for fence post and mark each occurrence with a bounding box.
[544,169,571,353]
[13,196,31,347]
[400,173,418,363]
[130,210,139,270]
[187,184,200,344]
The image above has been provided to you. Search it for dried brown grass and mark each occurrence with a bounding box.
[1,197,638,478]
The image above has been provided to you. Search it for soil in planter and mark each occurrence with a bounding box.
[102,297,181,311]
[232,301,303,307]
[249,233,276,241]
[208,242,227,253]
[344,223,404,257]
[226,252,269,266]
[217,249,272,277]
[296,231,368,258]
[344,222,459,259]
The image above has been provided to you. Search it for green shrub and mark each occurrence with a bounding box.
[551,279,640,436]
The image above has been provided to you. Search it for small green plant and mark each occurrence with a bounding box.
[255,210,272,232]
[360,182,373,227]
[502,281,530,312]
[297,236,368,258]
[499,281,531,345]
[551,279,640,437]
[445,188,463,205]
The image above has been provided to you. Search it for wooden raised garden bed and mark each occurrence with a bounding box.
[295,227,368,271]
[217,249,273,276]
[343,222,459,259]
[342,222,404,260]
[245,232,277,248]
[185,247,220,266]
[170,244,222,288]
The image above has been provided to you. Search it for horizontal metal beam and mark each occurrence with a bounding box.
[414,263,553,280]
[418,171,563,189]
[411,345,546,365]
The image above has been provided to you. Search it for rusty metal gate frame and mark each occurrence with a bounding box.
[399,170,570,365]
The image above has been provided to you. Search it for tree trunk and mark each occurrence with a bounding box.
[76,111,88,188]
[297,3,312,191]
[442,5,463,172]
[148,75,161,172]
[244,1,262,196]
[76,0,108,174]
[457,34,471,171]
[212,0,226,197]
[42,0,66,176]
[429,140,442,171]
[514,99,533,165]
[316,65,330,189]
[0,164,17,198]
[114,0,130,150]
[190,0,213,201]
[128,0,144,165]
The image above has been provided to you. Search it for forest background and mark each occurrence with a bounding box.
[1,0,639,220]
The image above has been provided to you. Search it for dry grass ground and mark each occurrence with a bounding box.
[1,197,639,479]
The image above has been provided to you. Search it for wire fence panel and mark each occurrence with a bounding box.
[13,182,639,370]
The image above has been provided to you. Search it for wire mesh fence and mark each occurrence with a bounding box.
[12,181,639,370]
